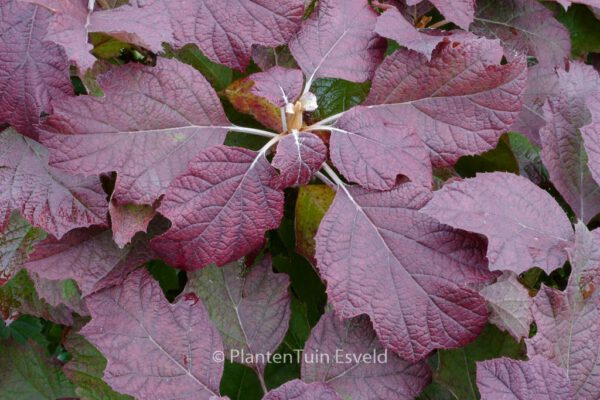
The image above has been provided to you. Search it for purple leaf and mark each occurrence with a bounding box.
[330,106,432,190]
[0,0,72,139]
[25,227,152,296]
[422,172,574,274]
[39,58,229,205]
[315,183,493,362]
[263,380,341,400]
[0,128,108,239]
[375,7,474,60]
[472,0,571,68]
[29,273,88,317]
[428,0,475,30]
[0,213,45,285]
[526,285,600,399]
[109,201,156,249]
[151,145,284,270]
[510,65,560,146]
[366,37,527,167]
[583,123,600,186]
[476,356,573,399]
[250,66,304,107]
[479,272,533,340]
[183,256,291,373]
[272,132,327,187]
[81,268,225,400]
[289,0,385,86]
[567,222,600,299]
[539,63,600,223]
[301,312,431,399]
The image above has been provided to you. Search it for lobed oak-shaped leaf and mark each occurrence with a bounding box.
[289,0,385,86]
[81,268,225,400]
[301,312,431,399]
[151,145,284,270]
[109,201,156,249]
[0,128,108,239]
[476,356,573,399]
[25,227,152,297]
[263,380,341,400]
[272,132,327,187]
[539,63,600,223]
[39,58,230,205]
[365,37,527,167]
[0,0,72,139]
[250,66,304,108]
[479,272,533,341]
[183,257,290,373]
[315,183,493,362]
[422,172,574,274]
[526,285,600,400]
[330,106,432,190]
[471,0,571,68]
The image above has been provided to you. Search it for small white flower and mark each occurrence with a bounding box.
[299,92,318,112]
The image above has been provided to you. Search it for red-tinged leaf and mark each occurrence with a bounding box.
[330,106,432,190]
[252,45,299,71]
[567,222,600,300]
[428,0,475,30]
[526,286,600,399]
[29,273,88,317]
[272,132,327,187]
[24,0,173,71]
[315,183,493,362]
[582,123,600,186]
[184,257,290,373]
[422,172,574,274]
[289,0,385,86]
[301,312,431,400]
[472,0,570,68]
[225,78,284,132]
[80,268,225,400]
[263,380,341,400]
[109,201,156,249]
[479,272,533,341]
[0,0,72,139]
[294,185,335,264]
[375,7,474,60]
[366,37,527,167]
[0,213,45,285]
[0,128,108,239]
[476,356,573,399]
[251,66,304,107]
[151,145,284,270]
[510,65,560,146]
[25,227,152,297]
[540,63,600,223]
[39,58,230,205]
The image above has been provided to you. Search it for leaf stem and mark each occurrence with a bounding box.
[256,370,268,394]
[305,111,347,129]
[320,163,346,189]
[315,171,335,189]
[228,126,277,138]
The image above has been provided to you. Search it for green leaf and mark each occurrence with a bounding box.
[556,4,600,57]
[455,134,519,178]
[172,44,235,92]
[294,185,335,264]
[433,324,525,400]
[146,260,183,301]
[0,315,47,346]
[310,78,370,121]
[0,339,76,400]
[220,361,264,400]
[62,332,133,400]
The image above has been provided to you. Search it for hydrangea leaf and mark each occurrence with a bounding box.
[526,285,600,399]
[39,58,230,205]
[476,356,573,399]
[183,257,291,373]
[375,7,474,60]
[0,0,72,139]
[0,339,76,399]
[315,183,493,362]
[365,37,527,167]
[63,332,133,400]
[252,45,299,72]
[428,0,475,30]
[81,268,225,400]
[263,380,341,400]
[479,272,533,340]
[472,0,571,68]
[272,132,327,187]
[309,78,370,122]
[294,185,335,264]
[581,74,600,187]
[301,312,431,399]
[330,106,432,190]
[109,201,156,249]
[0,128,108,239]
[422,172,573,274]
[29,274,88,317]
[0,213,45,285]
[553,0,600,9]
[151,146,284,270]
[250,67,304,108]
[289,0,386,86]
[25,227,153,297]
[539,63,600,223]
[224,77,284,132]
[567,222,600,299]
